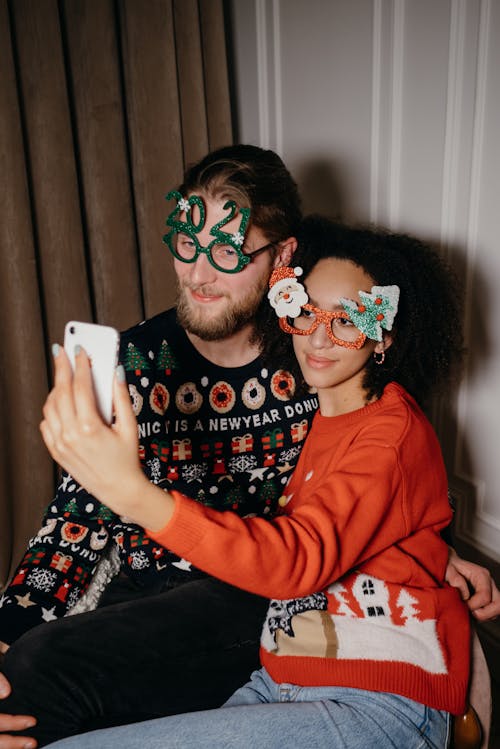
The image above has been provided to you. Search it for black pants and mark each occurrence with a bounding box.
[1,575,268,746]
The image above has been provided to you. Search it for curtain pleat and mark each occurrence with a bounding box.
[0,0,55,583]
[199,0,233,150]
[11,0,92,341]
[1,0,233,586]
[63,0,143,328]
[173,0,210,166]
[118,0,184,318]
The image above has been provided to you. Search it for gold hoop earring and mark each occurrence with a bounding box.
[373,351,385,365]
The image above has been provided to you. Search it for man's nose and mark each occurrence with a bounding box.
[189,250,218,284]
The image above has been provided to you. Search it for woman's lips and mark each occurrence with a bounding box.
[305,354,335,369]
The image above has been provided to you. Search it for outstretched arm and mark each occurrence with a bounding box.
[40,346,448,601]
[446,547,499,621]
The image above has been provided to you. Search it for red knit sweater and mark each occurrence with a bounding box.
[150,383,470,715]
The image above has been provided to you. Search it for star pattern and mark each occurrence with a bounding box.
[277,461,293,475]
[41,606,58,623]
[15,593,36,609]
[248,467,268,482]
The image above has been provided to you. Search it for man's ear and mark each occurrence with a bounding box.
[272,237,297,268]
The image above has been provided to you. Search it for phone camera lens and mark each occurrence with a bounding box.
[69,326,75,334]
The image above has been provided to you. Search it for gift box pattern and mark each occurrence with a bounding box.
[231,433,254,454]
[291,419,308,443]
[261,428,284,450]
[50,552,72,573]
[172,438,193,460]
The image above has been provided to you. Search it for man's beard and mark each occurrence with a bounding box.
[176,277,268,341]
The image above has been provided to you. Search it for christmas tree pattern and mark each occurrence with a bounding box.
[97,504,115,522]
[223,485,245,511]
[157,339,179,375]
[258,479,280,513]
[63,498,80,517]
[125,342,150,376]
[195,488,216,507]
[62,497,114,523]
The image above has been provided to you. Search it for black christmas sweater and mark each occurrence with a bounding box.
[0,308,318,644]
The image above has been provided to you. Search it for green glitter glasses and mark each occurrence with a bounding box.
[163,190,274,274]
[166,230,275,273]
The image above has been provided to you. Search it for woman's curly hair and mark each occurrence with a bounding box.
[262,215,465,408]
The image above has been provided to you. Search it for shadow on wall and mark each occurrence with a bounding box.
[294,158,348,220]
[444,248,493,550]
[292,158,493,563]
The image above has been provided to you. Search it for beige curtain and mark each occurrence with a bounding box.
[0,0,233,587]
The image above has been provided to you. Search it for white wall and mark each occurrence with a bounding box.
[229,0,500,561]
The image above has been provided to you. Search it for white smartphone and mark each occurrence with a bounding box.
[64,321,120,424]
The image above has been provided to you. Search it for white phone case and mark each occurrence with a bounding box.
[64,321,120,424]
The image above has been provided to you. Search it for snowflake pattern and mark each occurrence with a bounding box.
[67,588,82,610]
[182,463,208,484]
[228,454,258,474]
[279,446,302,463]
[147,457,162,484]
[231,231,244,246]
[178,198,191,213]
[26,568,58,593]
[128,550,151,570]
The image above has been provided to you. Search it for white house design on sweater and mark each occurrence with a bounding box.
[327,574,447,674]
[262,573,447,675]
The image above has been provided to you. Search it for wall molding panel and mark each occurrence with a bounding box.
[452,0,499,559]
[255,0,271,147]
[254,0,283,151]
[440,0,468,252]
[452,474,500,560]
[230,0,500,561]
[369,0,383,222]
[387,0,404,229]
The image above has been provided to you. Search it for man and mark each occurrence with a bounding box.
[0,145,497,749]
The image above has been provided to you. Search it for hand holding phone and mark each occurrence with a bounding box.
[64,321,120,424]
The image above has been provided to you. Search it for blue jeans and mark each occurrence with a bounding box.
[46,668,451,748]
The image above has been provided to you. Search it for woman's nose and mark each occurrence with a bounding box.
[308,322,333,349]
